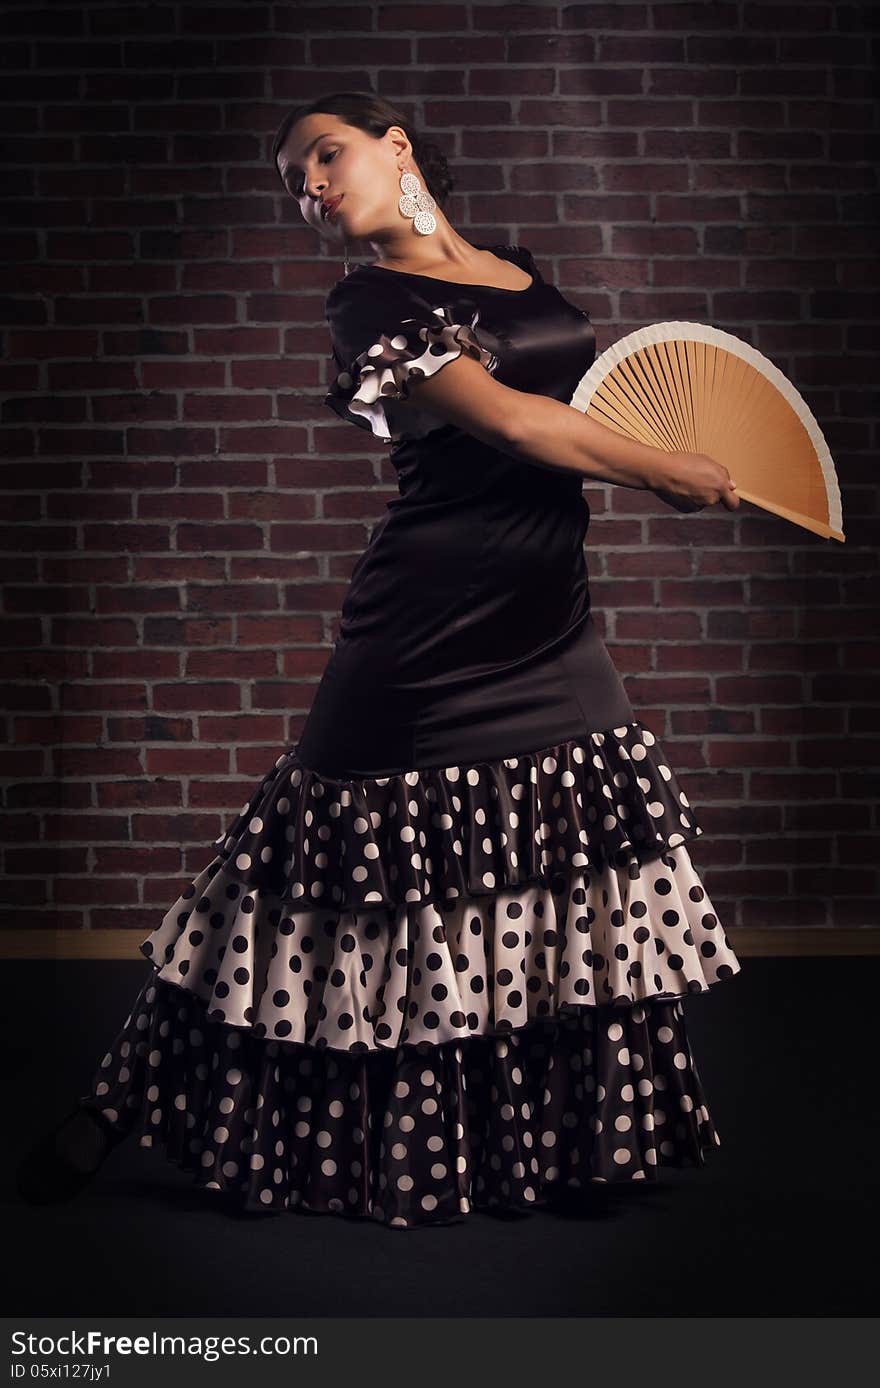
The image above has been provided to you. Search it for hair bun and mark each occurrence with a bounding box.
[411,136,454,207]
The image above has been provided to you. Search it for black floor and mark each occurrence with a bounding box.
[6,955,876,1316]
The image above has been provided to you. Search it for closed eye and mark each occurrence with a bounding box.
[293,148,337,200]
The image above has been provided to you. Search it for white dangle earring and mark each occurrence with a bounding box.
[342,234,351,277]
[398,167,437,235]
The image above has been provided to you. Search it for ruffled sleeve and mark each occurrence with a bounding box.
[323,274,501,444]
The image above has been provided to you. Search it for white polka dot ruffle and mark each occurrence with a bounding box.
[83,976,722,1227]
[201,720,706,916]
[324,301,499,442]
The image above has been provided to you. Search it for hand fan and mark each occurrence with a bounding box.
[568,321,844,542]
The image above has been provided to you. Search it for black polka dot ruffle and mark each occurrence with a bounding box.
[138,844,741,1047]
[83,969,721,1229]
[324,301,499,443]
[204,720,706,916]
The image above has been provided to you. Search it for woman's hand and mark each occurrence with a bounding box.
[653,451,740,513]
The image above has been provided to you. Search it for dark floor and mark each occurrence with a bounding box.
[5,955,876,1316]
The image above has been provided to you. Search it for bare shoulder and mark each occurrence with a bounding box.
[398,350,527,452]
[371,245,531,292]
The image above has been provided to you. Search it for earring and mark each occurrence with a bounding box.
[398,167,436,235]
[343,235,351,277]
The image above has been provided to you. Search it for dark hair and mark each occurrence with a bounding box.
[271,90,454,208]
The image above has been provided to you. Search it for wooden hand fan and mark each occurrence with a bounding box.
[568,321,844,542]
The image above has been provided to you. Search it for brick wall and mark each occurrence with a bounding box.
[1,1,877,944]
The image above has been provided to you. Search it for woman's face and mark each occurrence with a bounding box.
[276,112,414,247]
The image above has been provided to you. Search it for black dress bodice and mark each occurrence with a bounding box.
[296,245,634,777]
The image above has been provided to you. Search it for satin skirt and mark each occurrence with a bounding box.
[295,609,636,779]
[77,612,742,1228]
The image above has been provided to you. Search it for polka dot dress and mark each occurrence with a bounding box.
[85,971,721,1228]
[80,720,742,1230]
[206,721,715,915]
[76,249,743,1228]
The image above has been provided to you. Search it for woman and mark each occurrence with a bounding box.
[19,91,742,1230]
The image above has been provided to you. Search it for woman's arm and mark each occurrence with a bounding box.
[404,352,739,511]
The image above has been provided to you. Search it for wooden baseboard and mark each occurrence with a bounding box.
[1,927,878,960]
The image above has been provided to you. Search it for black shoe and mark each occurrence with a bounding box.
[16,1101,127,1206]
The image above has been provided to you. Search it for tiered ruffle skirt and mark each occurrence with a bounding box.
[82,720,741,1229]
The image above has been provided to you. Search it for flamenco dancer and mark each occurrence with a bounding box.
[19,92,742,1230]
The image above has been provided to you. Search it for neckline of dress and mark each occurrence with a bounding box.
[352,244,538,295]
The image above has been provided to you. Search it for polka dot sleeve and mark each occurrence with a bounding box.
[323,276,500,443]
